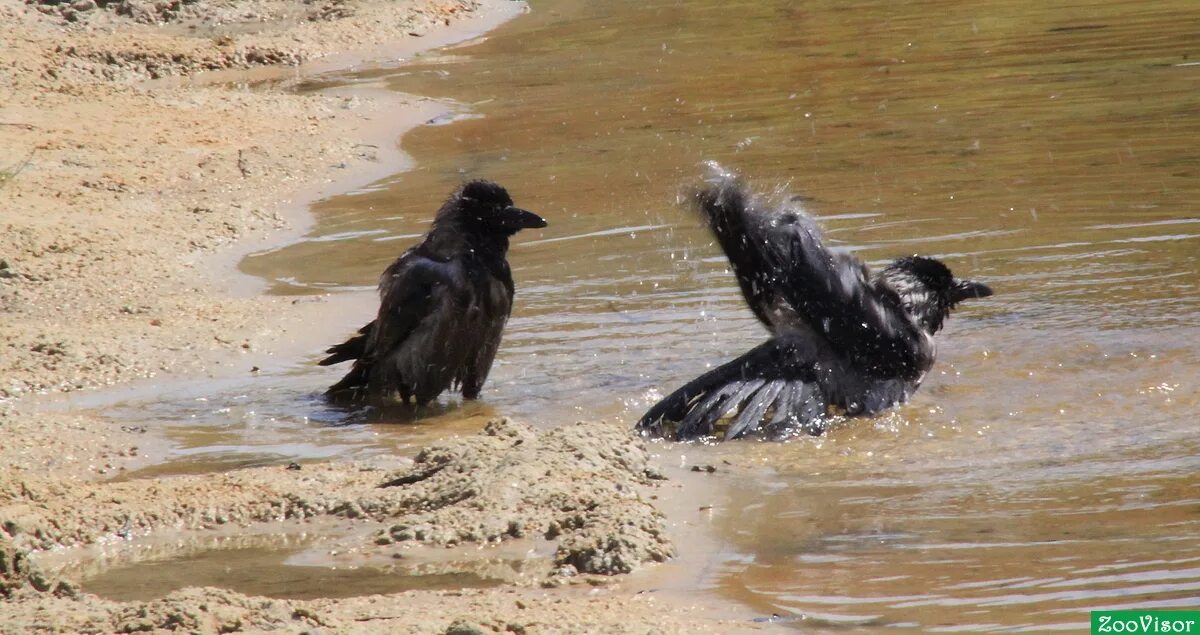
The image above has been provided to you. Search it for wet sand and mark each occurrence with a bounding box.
[0,1,764,632]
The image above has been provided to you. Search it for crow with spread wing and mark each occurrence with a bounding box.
[320,180,547,405]
[638,167,992,441]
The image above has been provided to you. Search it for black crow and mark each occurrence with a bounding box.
[638,166,992,441]
[320,180,547,405]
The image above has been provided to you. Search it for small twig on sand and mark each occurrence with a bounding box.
[237,149,251,178]
[0,148,37,190]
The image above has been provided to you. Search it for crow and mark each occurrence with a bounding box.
[638,166,992,441]
[320,180,547,405]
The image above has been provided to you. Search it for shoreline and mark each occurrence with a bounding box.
[0,0,522,473]
[4,2,527,480]
[0,0,766,631]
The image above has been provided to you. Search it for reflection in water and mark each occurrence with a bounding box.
[82,0,1200,628]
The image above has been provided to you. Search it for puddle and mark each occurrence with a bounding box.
[82,550,505,602]
[63,531,536,602]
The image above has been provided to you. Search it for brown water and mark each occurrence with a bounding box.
[80,547,506,601]
[85,0,1200,627]
[52,526,539,601]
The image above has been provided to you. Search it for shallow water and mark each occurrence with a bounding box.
[58,527,535,601]
[81,548,506,602]
[81,0,1200,626]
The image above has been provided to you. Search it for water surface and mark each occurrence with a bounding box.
[94,0,1200,627]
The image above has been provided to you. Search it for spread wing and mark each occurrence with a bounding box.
[695,171,929,380]
[638,335,831,441]
[692,175,791,331]
[637,332,918,441]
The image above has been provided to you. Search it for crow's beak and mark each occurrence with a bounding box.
[505,206,548,229]
[952,279,993,302]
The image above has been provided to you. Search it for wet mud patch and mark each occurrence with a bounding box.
[2,419,672,607]
[76,541,517,602]
[369,418,675,575]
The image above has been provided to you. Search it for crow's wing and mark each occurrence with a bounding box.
[693,177,784,331]
[372,255,458,354]
[324,251,460,399]
[460,262,514,399]
[695,174,930,380]
[637,335,831,441]
[368,253,467,393]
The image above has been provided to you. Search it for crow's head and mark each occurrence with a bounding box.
[877,255,992,334]
[446,180,547,237]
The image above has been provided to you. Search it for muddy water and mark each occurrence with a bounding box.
[88,0,1200,627]
[71,532,516,601]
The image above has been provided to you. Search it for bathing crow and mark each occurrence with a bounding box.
[320,180,546,405]
[638,166,992,441]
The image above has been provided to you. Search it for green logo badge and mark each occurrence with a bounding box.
[1092,611,1200,634]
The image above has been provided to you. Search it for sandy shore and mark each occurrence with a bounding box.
[0,0,767,631]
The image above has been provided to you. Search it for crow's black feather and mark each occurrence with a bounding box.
[639,166,991,441]
[321,180,546,406]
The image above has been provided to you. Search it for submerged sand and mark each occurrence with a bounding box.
[0,0,767,631]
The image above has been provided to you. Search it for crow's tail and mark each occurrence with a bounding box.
[323,360,371,401]
[318,321,374,366]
